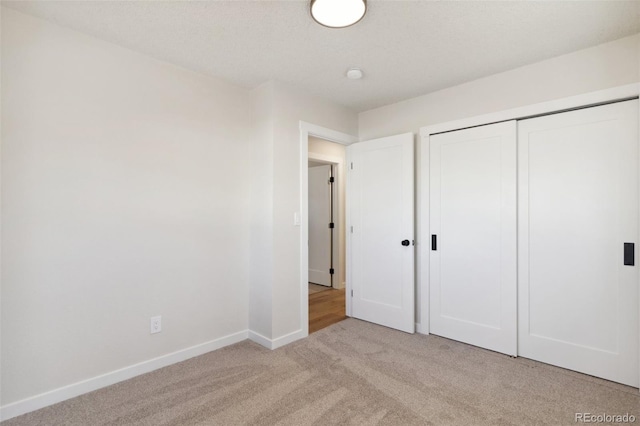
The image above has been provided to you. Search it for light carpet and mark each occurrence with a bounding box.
[4,318,639,425]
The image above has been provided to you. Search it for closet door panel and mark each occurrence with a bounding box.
[518,100,639,387]
[430,121,517,356]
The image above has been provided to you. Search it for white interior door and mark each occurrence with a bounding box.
[349,133,414,333]
[429,121,517,356]
[518,100,639,387]
[309,165,332,287]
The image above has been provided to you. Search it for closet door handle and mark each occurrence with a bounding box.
[432,235,437,251]
[624,243,635,266]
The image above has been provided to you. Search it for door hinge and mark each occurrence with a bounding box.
[329,222,335,229]
[351,289,353,297]
[329,176,335,183]
[329,268,335,275]
[350,226,354,233]
[350,162,353,170]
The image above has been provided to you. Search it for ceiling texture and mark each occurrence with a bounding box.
[3,0,640,112]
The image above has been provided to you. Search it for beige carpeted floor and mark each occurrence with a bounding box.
[4,319,639,425]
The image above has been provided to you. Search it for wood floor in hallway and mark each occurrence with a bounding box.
[309,288,346,334]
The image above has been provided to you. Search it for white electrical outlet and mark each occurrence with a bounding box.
[150,316,162,334]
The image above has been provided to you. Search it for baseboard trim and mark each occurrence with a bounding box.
[272,329,305,349]
[0,329,249,422]
[416,322,428,335]
[248,330,272,348]
[248,329,306,350]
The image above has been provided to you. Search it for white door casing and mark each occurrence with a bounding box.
[429,121,517,356]
[518,100,639,387]
[348,133,415,333]
[300,121,358,337]
[308,164,332,287]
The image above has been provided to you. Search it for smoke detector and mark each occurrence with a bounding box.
[346,68,364,80]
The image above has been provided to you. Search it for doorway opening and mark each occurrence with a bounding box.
[307,136,347,333]
[299,122,357,338]
[308,162,334,289]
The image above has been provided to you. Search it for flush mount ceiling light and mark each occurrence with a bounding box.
[311,0,367,28]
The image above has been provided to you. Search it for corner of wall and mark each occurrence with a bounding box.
[248,82,275,339]
[248,81,358,345]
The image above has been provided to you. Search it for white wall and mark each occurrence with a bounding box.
[248,82,274,339]
[359,34,640,140]
[358,32,640,328]
[271,84,357,339]
[0,4,4,409]
[248,83,358,341]
[1,8,252,407]
[308,136,346,289]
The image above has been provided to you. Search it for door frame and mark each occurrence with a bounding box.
[308,153,344,290]
[300,122,358,337]
[419,83,640,380]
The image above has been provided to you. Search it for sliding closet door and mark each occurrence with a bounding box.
[430,121,517,356]
[518,100,639,387]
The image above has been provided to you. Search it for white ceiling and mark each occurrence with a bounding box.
[3,0,640,112]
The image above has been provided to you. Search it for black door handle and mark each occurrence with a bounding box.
[624,243,635,265]
[401,240,410,246]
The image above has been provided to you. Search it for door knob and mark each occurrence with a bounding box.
[401,240,410,246]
